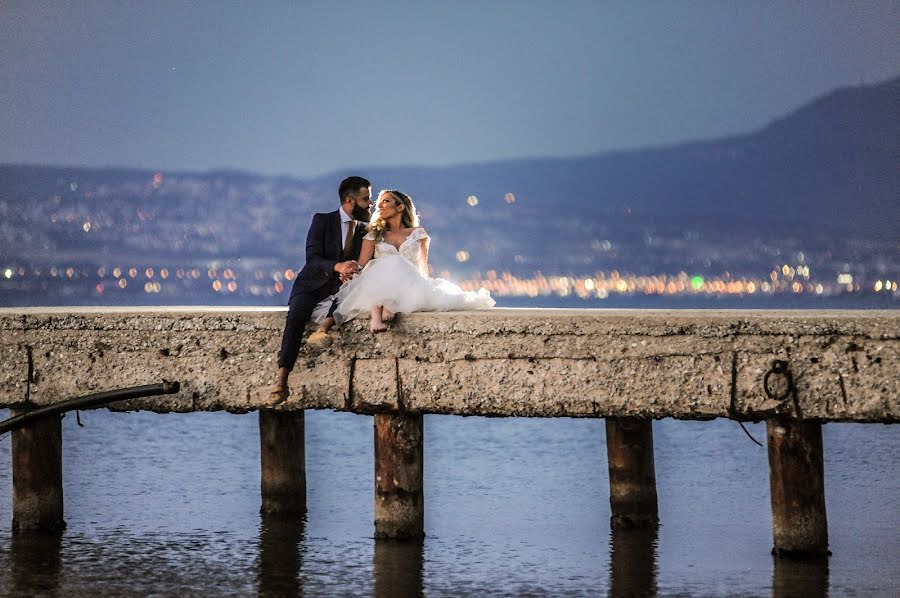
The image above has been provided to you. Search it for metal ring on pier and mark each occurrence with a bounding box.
[763,360,794,402]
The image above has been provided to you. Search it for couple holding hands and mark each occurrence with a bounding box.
[270,176,494,404]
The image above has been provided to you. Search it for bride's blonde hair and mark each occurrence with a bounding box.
[368,189,419,239]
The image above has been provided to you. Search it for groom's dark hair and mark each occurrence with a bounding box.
[338,176,371,202]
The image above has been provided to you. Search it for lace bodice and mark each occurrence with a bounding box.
[365,227,430,264]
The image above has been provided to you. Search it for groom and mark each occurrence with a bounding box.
[269,175,372,404]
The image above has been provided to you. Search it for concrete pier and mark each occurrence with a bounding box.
[767,418,829,556]
[11,411,66,532]
[605,418,659,528]
[374,413,424,539]
[1,308,896,422]
[259,410,306,516]
[1,308,897,549]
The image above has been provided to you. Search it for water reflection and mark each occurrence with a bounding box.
[257,514,306,597]
[373,539,424,598]
[608,526,658,598]
[772,555,829,598]
[10,531,63,596]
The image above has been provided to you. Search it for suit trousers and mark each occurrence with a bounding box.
[277,282,339,371]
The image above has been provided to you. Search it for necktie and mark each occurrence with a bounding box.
[342,220,356,258]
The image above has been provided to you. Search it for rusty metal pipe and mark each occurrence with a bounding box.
[0,381,180,436]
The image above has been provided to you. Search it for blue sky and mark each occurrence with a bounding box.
[2,1,898,178]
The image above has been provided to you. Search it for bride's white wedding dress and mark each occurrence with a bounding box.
[312,227,494,326]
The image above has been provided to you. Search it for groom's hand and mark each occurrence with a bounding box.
[334,260,359,279]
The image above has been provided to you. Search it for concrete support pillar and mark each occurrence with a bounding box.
[605,418,659,528]
[766,418,829,556]
[374,413,424,539]
[11,411,66,532]
[259,410,306,516]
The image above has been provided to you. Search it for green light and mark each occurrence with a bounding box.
[691,276,704,290]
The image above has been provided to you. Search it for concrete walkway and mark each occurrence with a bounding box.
[1,308,896,422]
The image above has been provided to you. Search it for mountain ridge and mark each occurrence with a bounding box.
[3,75,897,190]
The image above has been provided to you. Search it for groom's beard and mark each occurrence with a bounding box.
[352,204,372,221]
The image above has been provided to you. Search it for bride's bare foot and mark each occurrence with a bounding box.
[382,307,394,322]
[370,306,388,333]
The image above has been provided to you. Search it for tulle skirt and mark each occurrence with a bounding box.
[312,254,495,326]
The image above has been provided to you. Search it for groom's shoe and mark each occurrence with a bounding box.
[307,330,332,347]
[266,385,290,406]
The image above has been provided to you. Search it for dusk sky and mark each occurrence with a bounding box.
[2,2,898,178]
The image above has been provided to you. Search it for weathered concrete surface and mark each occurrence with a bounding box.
[0,307,897,422]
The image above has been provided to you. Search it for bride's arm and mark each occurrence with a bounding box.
[358,238,376,268]
[418,238,429,277]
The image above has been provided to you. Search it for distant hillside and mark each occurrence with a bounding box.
[1,76,897,277]
[341,75,898,236]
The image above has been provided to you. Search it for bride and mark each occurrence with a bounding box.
[312,189,494,332]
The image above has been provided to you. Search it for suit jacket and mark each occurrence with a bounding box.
[290,210,367,297]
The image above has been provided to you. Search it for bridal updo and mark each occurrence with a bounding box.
[368,189,419,239]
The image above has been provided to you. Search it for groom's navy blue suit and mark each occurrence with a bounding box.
[278,209,366,370]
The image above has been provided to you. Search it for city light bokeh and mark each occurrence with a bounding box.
[1,170,896,307]
[2,260,896,302]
